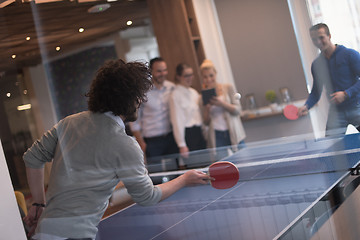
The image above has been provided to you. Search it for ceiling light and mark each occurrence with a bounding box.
[17,104,32,111]
[23,90,28,95]
[11,54,16,59]
[107,0,117,2]
[79,28,85,33]
[126,20,132,26]
[6,92,11,98]
[26,36,31,41]
[55,46,61,51]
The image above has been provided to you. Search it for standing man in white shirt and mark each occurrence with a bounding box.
[130,57,178,162]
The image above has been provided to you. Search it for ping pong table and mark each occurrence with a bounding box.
[96,133,360,240]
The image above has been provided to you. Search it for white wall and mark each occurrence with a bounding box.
[0,139,27,240]
[213,0,309,108]
[287,0,329,138]
[193,0,314,142]
[193,0,236,89]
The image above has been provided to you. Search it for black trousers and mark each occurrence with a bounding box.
[144,131,178,161]
[185,126,207,151]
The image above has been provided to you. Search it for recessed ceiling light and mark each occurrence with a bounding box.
[11,54,16,59]
[56,46,61,51]
[127,20,133,26]
[23,90,28,95]
[26,36,31,41]
[79,28,85,33]
[6,92,11,98]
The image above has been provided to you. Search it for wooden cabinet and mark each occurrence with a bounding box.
[147,0,205,91]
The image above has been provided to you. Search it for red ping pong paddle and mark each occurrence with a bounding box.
[283,104,299,120]
[208,161,239,189]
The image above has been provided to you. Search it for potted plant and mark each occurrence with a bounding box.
[265,90,278,111]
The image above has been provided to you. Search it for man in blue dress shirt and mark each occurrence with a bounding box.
[298,23,360,135]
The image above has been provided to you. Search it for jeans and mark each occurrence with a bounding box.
[326,104,360,135]
[185,126,207,151]
[215,130,232,148]
[144,132,178,163]
[215,130,245,160]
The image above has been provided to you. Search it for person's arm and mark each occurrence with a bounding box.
[169,91,188,157]
[158,170,211,200]
[210,97,238,114]
[23,168,46,237]
[120,143,211,206]
[343,49,360,99]
[201,103,211,125]
[209,84,239,115]
[298,104,309,117]
[129,106,146,155]
[330,91,347,104]
[22,126,58,237]
[26,168,46,204]
[299,70,323,116]
[131,130,146,154]
[304,63,323,110]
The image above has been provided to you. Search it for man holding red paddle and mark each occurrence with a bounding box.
[297,23,360,135]
[23,60,212,240]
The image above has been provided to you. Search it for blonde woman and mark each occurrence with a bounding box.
[200,59,246,149]
[169,63,207,159]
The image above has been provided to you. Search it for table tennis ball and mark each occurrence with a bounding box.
[162,176,169,183]
[234,93,241,100]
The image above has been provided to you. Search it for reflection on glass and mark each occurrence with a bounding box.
[245,93,257,110]
[280,87,291,103]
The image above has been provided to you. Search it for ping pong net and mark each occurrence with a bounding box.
[147,134,359,184]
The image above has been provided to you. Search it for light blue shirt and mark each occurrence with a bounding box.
[104,111,125,129]
[130,80,175,137]
[24,111,161,239]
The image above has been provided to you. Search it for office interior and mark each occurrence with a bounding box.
[1,0,360,239]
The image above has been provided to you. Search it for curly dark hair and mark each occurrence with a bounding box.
[86,59,152,119]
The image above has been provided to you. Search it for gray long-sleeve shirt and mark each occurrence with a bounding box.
[23,111,162,239]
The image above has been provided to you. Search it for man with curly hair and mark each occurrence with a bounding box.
[23,59,211,240]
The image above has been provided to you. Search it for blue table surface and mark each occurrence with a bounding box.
[96,133,360,240]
